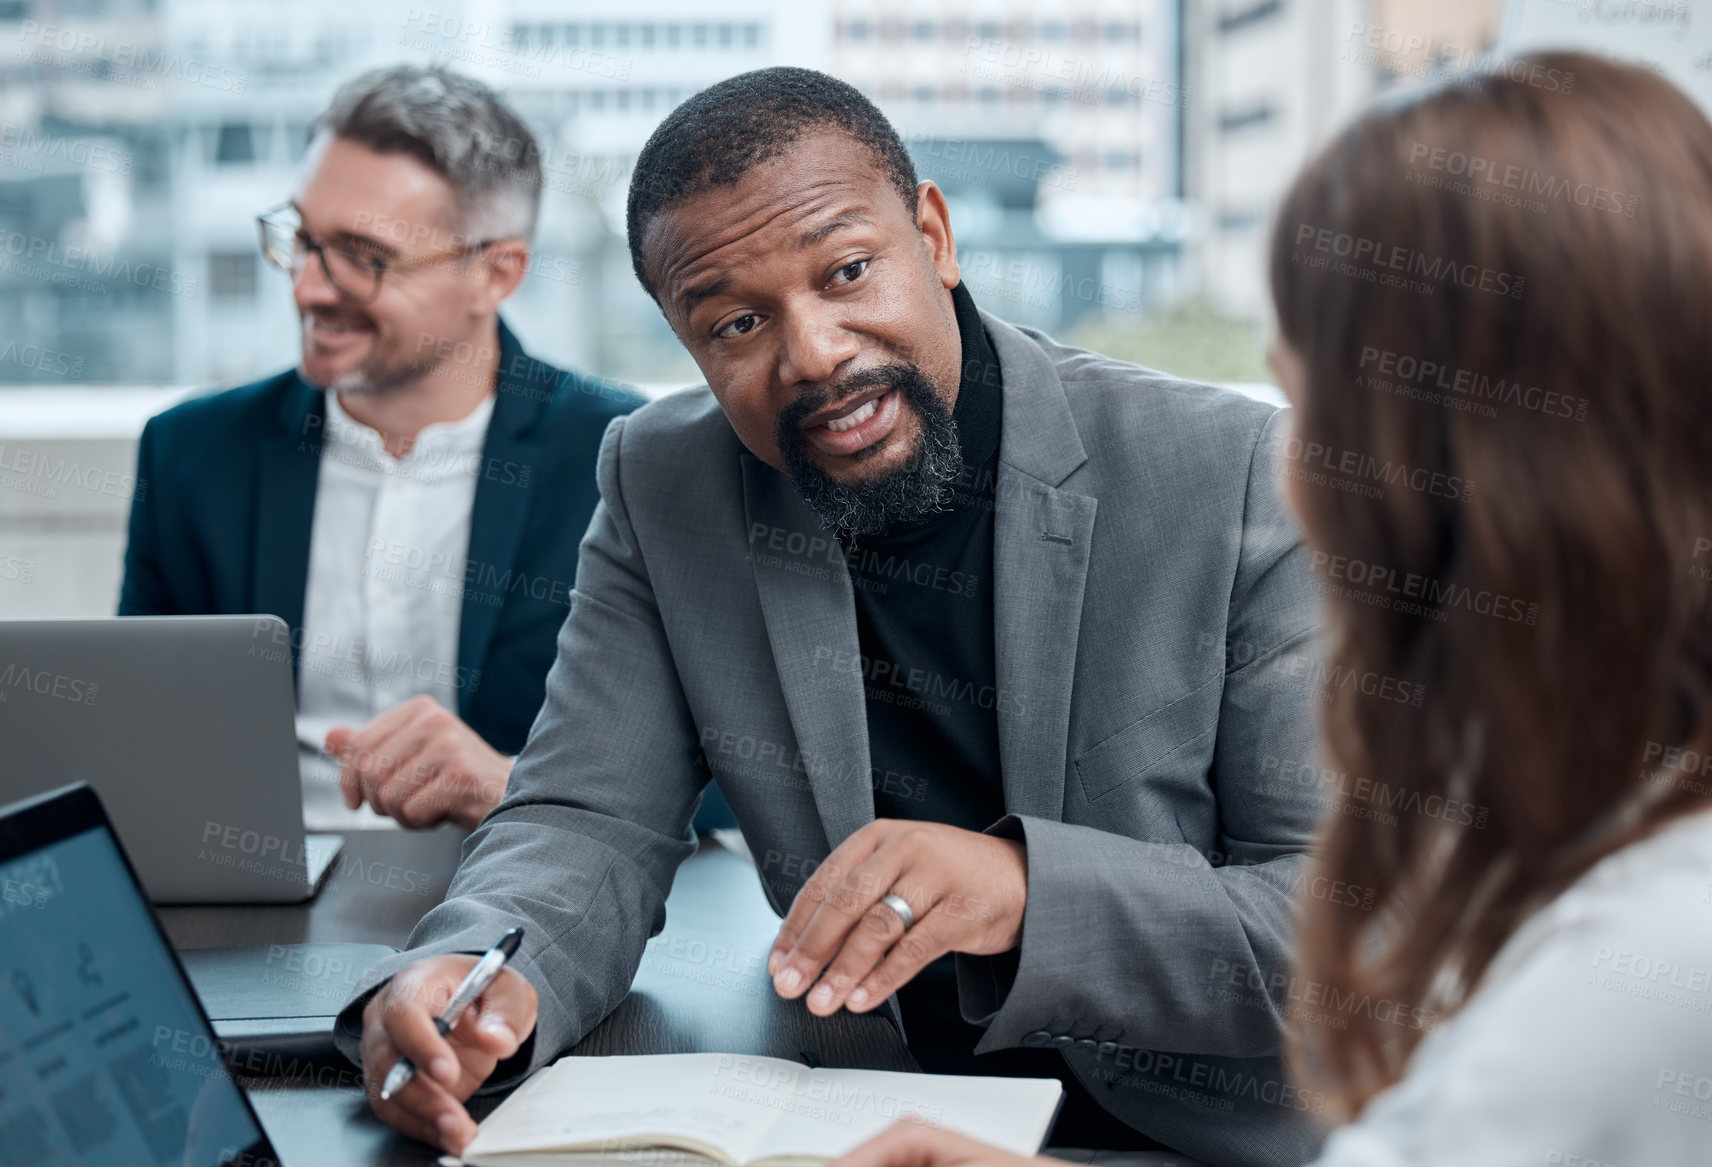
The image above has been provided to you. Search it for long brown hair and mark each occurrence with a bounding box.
[1269,51,1712,1119]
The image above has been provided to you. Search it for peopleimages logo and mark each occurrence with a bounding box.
[0,230,199,298]
[0,662,98,705]
[1407,142,1639,219]
[0,123,132,174]
[1310,551,1540,626]
[16,21,247,92]
[1357,346,1589,421]
[1293,223,1525,299]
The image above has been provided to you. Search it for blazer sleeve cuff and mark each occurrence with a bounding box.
[954,815,1029,1028]
[964,814,1129,1055]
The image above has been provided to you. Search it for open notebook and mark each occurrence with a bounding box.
[444,1053,1064,1167]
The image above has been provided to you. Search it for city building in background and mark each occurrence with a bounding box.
[1,0,1518,393]
[830,1,1189,343]
[1186,0,1505,323]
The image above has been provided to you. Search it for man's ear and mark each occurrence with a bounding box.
[476,239,530,311]
[914,181,959,290]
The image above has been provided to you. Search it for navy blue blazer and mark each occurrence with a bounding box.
[119,320,643,757]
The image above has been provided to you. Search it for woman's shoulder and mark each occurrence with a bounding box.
[1505,804,1712,970]
[1311,808,1712,1166]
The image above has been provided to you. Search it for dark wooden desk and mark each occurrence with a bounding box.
[159,829,917,1167]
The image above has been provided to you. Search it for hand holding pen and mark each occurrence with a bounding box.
[360,926,538,1154]
[379,926,526,1101]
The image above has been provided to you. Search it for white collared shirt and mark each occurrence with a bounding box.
[295,389,495,830]
[1311,805,1712,1166]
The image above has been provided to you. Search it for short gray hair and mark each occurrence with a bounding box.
[316,64,542,242]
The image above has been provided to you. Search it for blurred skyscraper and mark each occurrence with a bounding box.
[1186,0,1506,320]
[0,0,1196,389]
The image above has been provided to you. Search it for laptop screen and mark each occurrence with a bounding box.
[0,818,272,1165]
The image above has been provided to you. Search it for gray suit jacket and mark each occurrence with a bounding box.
[336,313,1328,1167]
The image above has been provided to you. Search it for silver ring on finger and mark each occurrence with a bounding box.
[879,892,915,931]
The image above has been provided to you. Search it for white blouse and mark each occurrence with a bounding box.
[1312,806,1712,1166]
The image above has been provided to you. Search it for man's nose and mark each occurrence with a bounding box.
[776,310,860,389]
[292,252,343,310]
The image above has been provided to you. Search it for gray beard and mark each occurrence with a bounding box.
[775,362,964,540]
[315,352,439,398]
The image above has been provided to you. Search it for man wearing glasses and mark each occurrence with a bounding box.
[118,65,646,831]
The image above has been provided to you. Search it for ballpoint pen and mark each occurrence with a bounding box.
[379,926,525,1101]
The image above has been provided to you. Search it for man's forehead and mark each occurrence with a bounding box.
[299,135,459,238]
[647,150,904,310]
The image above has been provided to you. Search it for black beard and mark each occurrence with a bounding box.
[775,362,964,540]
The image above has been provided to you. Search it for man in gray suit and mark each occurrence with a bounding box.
[339,68,1327,1166]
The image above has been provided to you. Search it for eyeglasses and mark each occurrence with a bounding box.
[256,202,495,304]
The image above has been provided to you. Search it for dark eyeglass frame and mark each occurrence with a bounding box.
[256,201,497,304]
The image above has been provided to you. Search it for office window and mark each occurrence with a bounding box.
[615,24,630,48]
[1218,103,1277,132]
[565,23,581,46]
[640,24,655,48]
[214,122,253,165]
[912,20,936,41]
[208,251,256,300]
[743,23,760,48]
[1218,0,1285,35]
[718,23,733,48]
[1217,209,1265,231]
[665,24,680,48]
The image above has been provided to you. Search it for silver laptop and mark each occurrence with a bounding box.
[0,616,342,904]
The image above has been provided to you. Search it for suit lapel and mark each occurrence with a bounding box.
[992,470,1096,820]
[742,455,875,849]
[457,320,544,718]
[985,312,1096,822]
[253,376,323,686]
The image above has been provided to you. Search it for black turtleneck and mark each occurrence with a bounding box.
[842,284,1161,1152]
[842,281,1004,832]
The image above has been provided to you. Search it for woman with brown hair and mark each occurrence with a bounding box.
[828,50,1712,1166]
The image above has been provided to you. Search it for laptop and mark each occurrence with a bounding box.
[0,616,342,904]
[0,782,284,1165]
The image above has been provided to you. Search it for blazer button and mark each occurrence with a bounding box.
[1047,1035,1074,1048]
[1021,1030,1052,1046]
